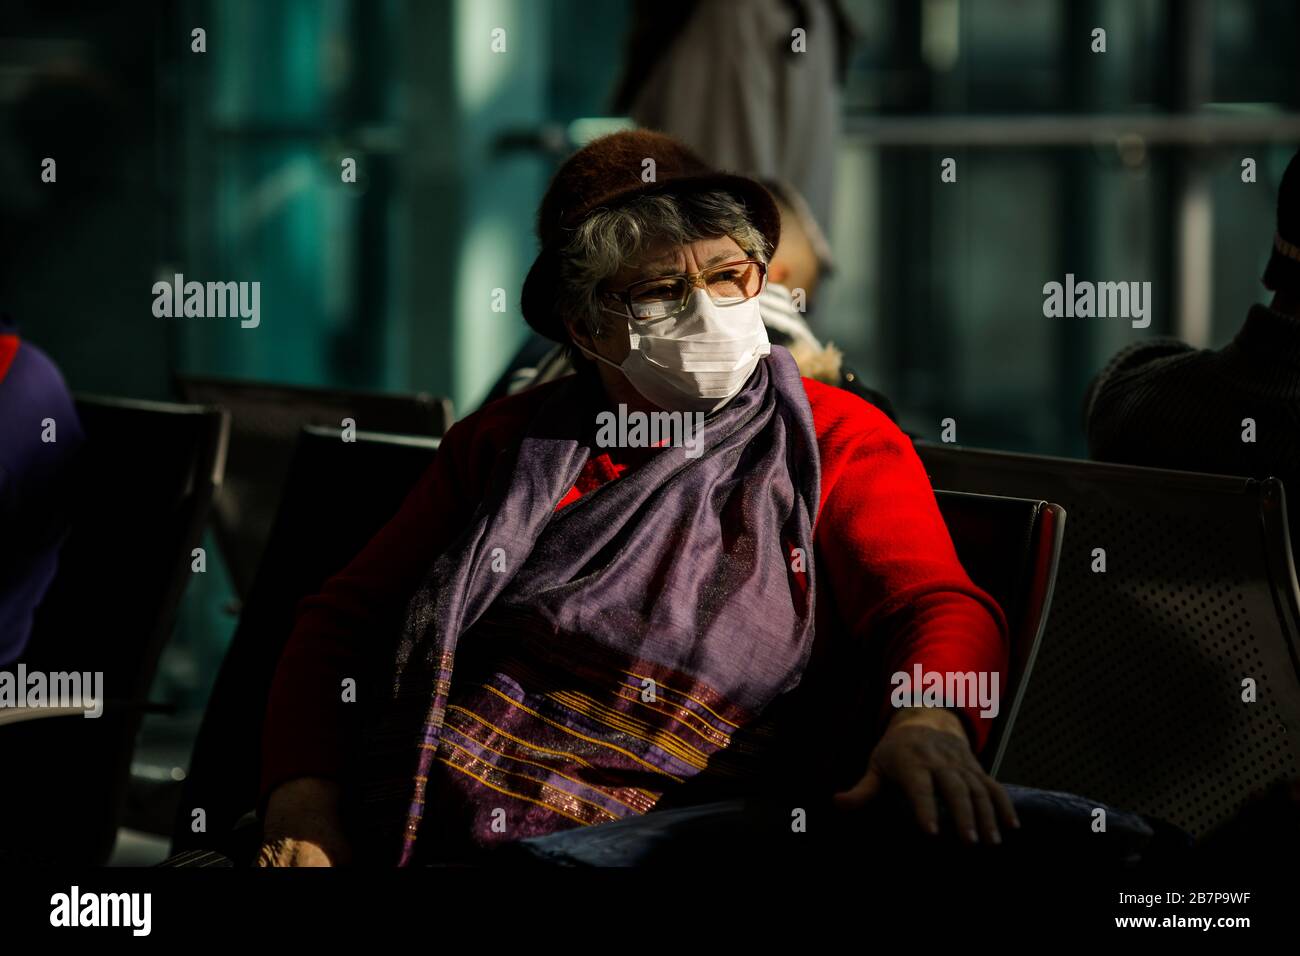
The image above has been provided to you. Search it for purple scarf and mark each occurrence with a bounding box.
[361,346,821,864]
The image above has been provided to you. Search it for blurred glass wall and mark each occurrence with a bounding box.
[825,0,1300,454]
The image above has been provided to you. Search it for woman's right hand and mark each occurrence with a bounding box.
[256,777,352,867]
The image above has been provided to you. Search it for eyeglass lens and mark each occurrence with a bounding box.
[628,261,763,319]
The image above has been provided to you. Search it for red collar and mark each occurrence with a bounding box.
[0,334,19,385]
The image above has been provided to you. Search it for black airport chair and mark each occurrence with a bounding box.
[933,490,1065,776]
[174,374,452,602]
[173,426,441,858]
[917,440,1300,838]
[1,395,228,865]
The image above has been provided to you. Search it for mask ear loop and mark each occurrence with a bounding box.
[565,290,625,372]
[573,338,626,373]
[578,294,646,368]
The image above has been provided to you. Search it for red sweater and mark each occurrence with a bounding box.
[261,377,1008,802]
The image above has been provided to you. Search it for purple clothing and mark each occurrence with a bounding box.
[0,314,83,664]
[360,346,821,865]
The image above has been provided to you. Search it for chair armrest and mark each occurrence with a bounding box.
[0,699,172,727]
[0,705,100,727]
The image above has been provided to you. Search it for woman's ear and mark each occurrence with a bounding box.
[565,316,595,354]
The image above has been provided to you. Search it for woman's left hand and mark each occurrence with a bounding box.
[831,707,1020,844]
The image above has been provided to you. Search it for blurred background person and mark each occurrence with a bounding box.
[756,177,895,418]
[1084,149,1300,542]
[611,0,854,239]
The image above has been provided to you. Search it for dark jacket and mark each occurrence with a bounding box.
[1084,303,1300,542]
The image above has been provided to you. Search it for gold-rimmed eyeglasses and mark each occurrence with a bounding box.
[602,258,767,321]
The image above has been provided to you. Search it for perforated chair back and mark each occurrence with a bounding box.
[6,396,228,864]
[173,426,441,854]
[917,441,1300,837]
[175,374,452,600]
[933,491,1065,776]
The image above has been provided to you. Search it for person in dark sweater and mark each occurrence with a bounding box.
[1084,150,1300,541]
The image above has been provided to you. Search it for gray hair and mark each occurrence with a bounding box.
[554,189,770,349]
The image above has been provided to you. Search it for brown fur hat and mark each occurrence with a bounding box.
[521,129,782,342]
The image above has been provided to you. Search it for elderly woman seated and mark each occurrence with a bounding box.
[257,130,1015,867]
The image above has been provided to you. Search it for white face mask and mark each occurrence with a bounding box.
[578,289,771,414]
